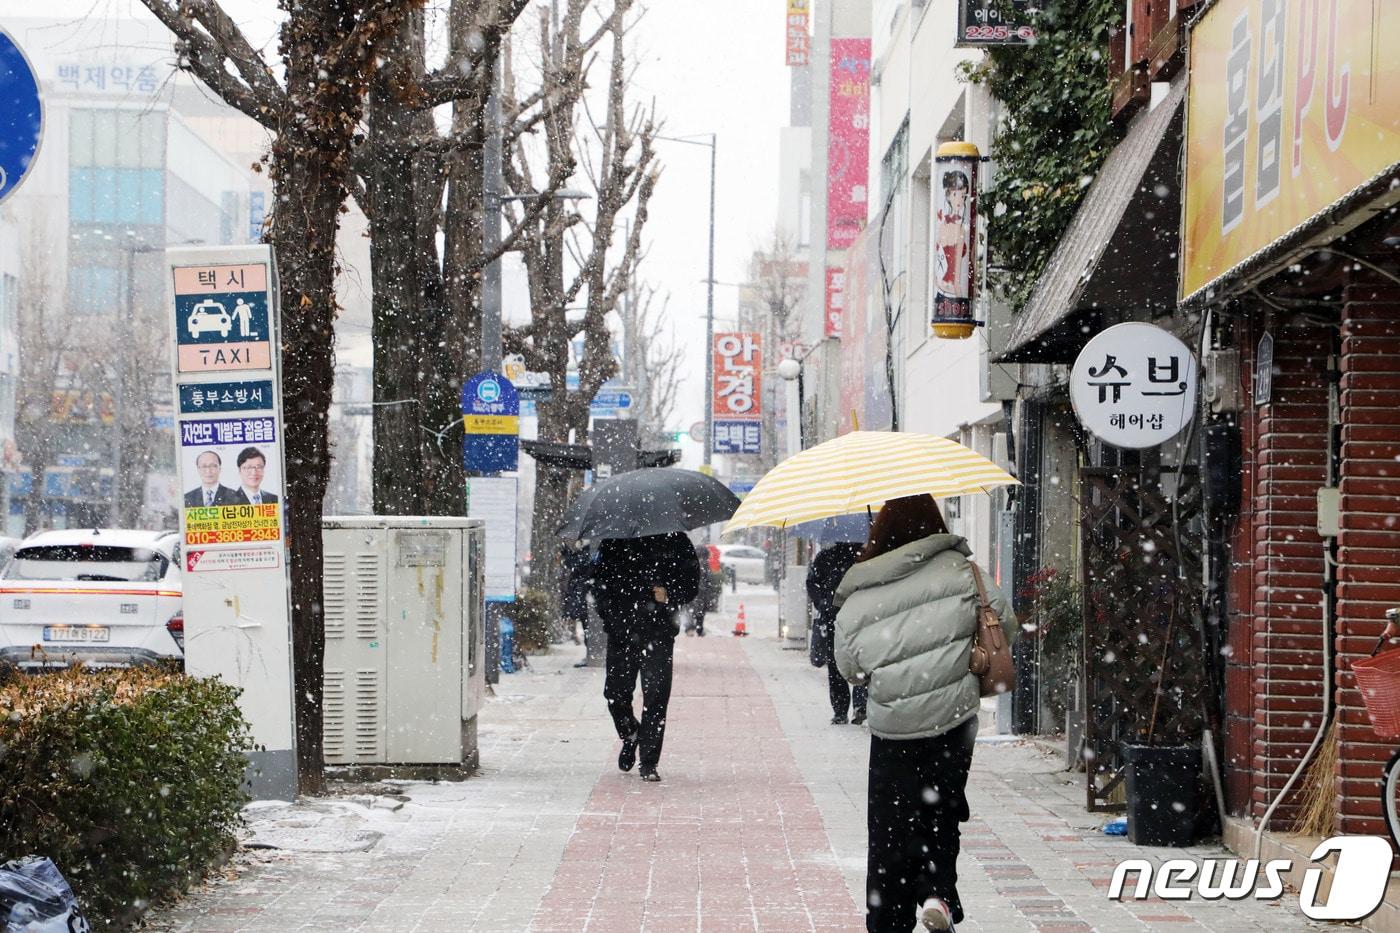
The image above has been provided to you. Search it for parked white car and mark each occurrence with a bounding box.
[717,544,768,585]
[0,529,184,672]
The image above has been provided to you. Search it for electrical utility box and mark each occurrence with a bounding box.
[320,517,487,769]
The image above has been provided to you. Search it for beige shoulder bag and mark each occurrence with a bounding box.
[968,562,1016,697]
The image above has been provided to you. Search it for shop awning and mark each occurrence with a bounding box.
[998,79,1186,363]
[519,440,680,470]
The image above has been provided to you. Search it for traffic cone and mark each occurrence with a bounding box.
[733,603,748,637]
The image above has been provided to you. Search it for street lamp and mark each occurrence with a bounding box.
[654,133,717,469]
[777,357,803,460]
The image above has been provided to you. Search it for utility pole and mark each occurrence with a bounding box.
[481,59,503,374]
[704,134,716,470]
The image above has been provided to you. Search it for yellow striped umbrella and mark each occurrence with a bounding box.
[723,431,1017,534]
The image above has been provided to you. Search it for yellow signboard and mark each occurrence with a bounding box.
[1182,0,1400,301]
[463,414,520,435]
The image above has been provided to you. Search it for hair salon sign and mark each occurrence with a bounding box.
[1070,323,1198,449]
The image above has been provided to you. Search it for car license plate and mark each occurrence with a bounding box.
[43,625,110,643]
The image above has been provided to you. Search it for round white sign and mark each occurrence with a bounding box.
[1069,322,1198,449]
[688,421,706,443]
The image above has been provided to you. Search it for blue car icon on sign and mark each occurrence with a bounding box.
[187,299,233,339]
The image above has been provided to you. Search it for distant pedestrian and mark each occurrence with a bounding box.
[560,541,593,667]
[589,532,700,783]
[687,541,715,637]
[834,494,1017,933]
[805,541,865,725]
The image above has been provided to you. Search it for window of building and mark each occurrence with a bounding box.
[68,265,121,315]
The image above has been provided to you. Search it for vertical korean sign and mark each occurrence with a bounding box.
[712,333,763,456]
[825,37,871,338]
[169,245,296,800]
[786,0,810,66]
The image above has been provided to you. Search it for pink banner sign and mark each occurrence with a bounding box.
[826,38,871,252]
[824,266,846,339]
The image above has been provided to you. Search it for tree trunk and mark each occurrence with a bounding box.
[368,14,431,517]
[270,48,365,797]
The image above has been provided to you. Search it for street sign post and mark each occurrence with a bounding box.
[168,245,297,800]
[462,372,520,474]
[0,29,44,205]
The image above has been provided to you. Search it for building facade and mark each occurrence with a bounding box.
[3,18,261,533]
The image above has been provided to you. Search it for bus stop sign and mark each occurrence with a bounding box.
[0,30,43,205]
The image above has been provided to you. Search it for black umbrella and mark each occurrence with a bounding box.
[557,468,741,541]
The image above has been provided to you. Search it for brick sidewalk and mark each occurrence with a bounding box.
[146,588,1324,932]
[743,616,1325,933]
[528,638,862,933]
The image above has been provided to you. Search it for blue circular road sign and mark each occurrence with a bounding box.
[0,30,43,205]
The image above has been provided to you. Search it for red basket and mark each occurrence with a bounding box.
[1354,639,1400,740]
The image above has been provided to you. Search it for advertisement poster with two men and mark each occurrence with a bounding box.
[180,415,283,546]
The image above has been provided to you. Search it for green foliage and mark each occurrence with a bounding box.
[0,667,253,927]
[1021,567,1083,728]
[511,588,555,653]
[961,0,1122,310]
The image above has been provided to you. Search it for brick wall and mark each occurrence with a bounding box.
[1335,276,1400,838]
[1248,322,1333,824]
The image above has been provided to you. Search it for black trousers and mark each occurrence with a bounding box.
[866,716,978,933]
[827,658,867,718]
[602,626,675,771]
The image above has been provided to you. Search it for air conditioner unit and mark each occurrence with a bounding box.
[321,516,487,770]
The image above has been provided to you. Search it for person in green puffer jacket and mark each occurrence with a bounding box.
[834,494,1018,933]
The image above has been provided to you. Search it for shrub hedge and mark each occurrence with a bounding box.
[511,587,555,652]
[0,667,253,927]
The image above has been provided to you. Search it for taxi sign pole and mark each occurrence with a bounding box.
[167,245,297,800]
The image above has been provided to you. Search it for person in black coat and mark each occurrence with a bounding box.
[806,542,867,725]
[589,532,700,782]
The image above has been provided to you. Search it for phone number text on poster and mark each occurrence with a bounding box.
[184,504,283,545]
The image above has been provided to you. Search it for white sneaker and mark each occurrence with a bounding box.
[918,897,955,932]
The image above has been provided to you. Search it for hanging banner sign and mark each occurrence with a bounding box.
[712,332,762,456]
[168,244,295,801]
[1070,323,1199,449]
[1181,0,1400,301]
[826,38,871,253]
[462,372,520,473]
[931,142,980,339]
